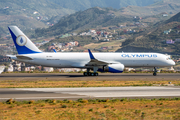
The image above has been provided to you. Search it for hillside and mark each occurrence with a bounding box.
[0,0,75,37]
[34,7,133,37]
[117,11,180,54]
[119,0,180,16]
[1,0,180,38]
[34,0,180,38]
[53,0,162,11]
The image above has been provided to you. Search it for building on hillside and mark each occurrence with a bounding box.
[164,29,172,34]
[166,39,175,44]
[162,14,168,17]
[48,46,55,51]
[7,64,13,72]
[177,25,180,29]
[59,68,85,72]
[89,29,96,34]
[72,33,77,36]
[169,66,174,71]
[175,38,180,42]
[0,66,5,74]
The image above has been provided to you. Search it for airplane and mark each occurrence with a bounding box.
[7,26,175,76]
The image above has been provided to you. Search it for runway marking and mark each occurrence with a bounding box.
[0,96,88,100]
[1,87,180,100]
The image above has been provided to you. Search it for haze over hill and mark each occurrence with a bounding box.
[1,0,180,37]
[34,0,180,38]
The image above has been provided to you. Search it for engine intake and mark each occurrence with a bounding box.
[103,63,124,73]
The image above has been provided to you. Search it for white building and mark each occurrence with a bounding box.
[44,67,54,72]
[7,64,13,72]
[0,66,5,74]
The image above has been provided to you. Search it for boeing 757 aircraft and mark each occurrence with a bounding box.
[7,26,175,76]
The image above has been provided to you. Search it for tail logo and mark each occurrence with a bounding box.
[16,35,27,46]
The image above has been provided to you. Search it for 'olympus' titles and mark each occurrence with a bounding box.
[121,54,157,58]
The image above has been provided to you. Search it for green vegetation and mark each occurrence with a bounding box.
[1,98,180,119]
[0,78,180,88]
[40,35,95,50]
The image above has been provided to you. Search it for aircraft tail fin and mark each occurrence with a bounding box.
[8,26,42,54]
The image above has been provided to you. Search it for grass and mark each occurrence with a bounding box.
[0,98,180,120]
[0,80,180,88]
[83,40,123,52]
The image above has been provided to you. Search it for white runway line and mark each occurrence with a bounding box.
[14,87,180,98]
[0,96,88,100]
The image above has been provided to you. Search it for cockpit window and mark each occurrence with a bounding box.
[166,56,172,60]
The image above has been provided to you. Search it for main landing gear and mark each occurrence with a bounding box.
[83,72,98,76]
[83,67,99,76]
[153,67,157,76]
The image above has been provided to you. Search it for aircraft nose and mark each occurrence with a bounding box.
[171,60,175,66]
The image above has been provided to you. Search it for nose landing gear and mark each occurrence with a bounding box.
[153,67,157,76]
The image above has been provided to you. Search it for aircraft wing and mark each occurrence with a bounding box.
[6,55,33,60]
[85,49,117,67]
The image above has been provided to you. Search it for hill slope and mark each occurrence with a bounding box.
[53,0,162,11]
[1,0,180,37]
[34,7,133,37]
[117,11,180,54]
[34,0,180,38]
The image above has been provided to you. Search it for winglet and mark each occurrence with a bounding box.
[88,49,95,59]
[53,49,57,53]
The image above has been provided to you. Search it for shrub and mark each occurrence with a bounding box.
[29,100,35,104]
[111,99,120,102]
[63,99,68,102]
[68,100,73,103]
[141,112,145,118]
[52,99,56,104]
[135,110,141,114]
[40,104,45,107]
[89,108,93,112]
[78,104,82,106]
[81,99,88,103]
[77,98,83,102]
[9,104,15,108]
[88,99,96,102]
[104,105,109,108]
[6,98,14,104]
[35,110,41,114]
[62,104,67,108]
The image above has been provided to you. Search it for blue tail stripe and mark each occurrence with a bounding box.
[88,49,95,59]
[8,27,42,54]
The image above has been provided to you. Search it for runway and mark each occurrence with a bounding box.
[0,73,180,81]
[1,86,180,101]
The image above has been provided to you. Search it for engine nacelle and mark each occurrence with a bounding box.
[102,63,124,73]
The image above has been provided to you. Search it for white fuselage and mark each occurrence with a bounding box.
[10,52,175,68]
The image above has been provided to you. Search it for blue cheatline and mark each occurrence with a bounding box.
[98,68,123,73]
[8,27,42,54]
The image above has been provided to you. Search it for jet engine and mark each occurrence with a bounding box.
[102,63,124,73]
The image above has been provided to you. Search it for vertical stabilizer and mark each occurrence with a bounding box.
[8,26,42,54]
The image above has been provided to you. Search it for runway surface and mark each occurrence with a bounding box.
[1,73,180,101]
[1,86,180,101]
[0,73,180,81]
